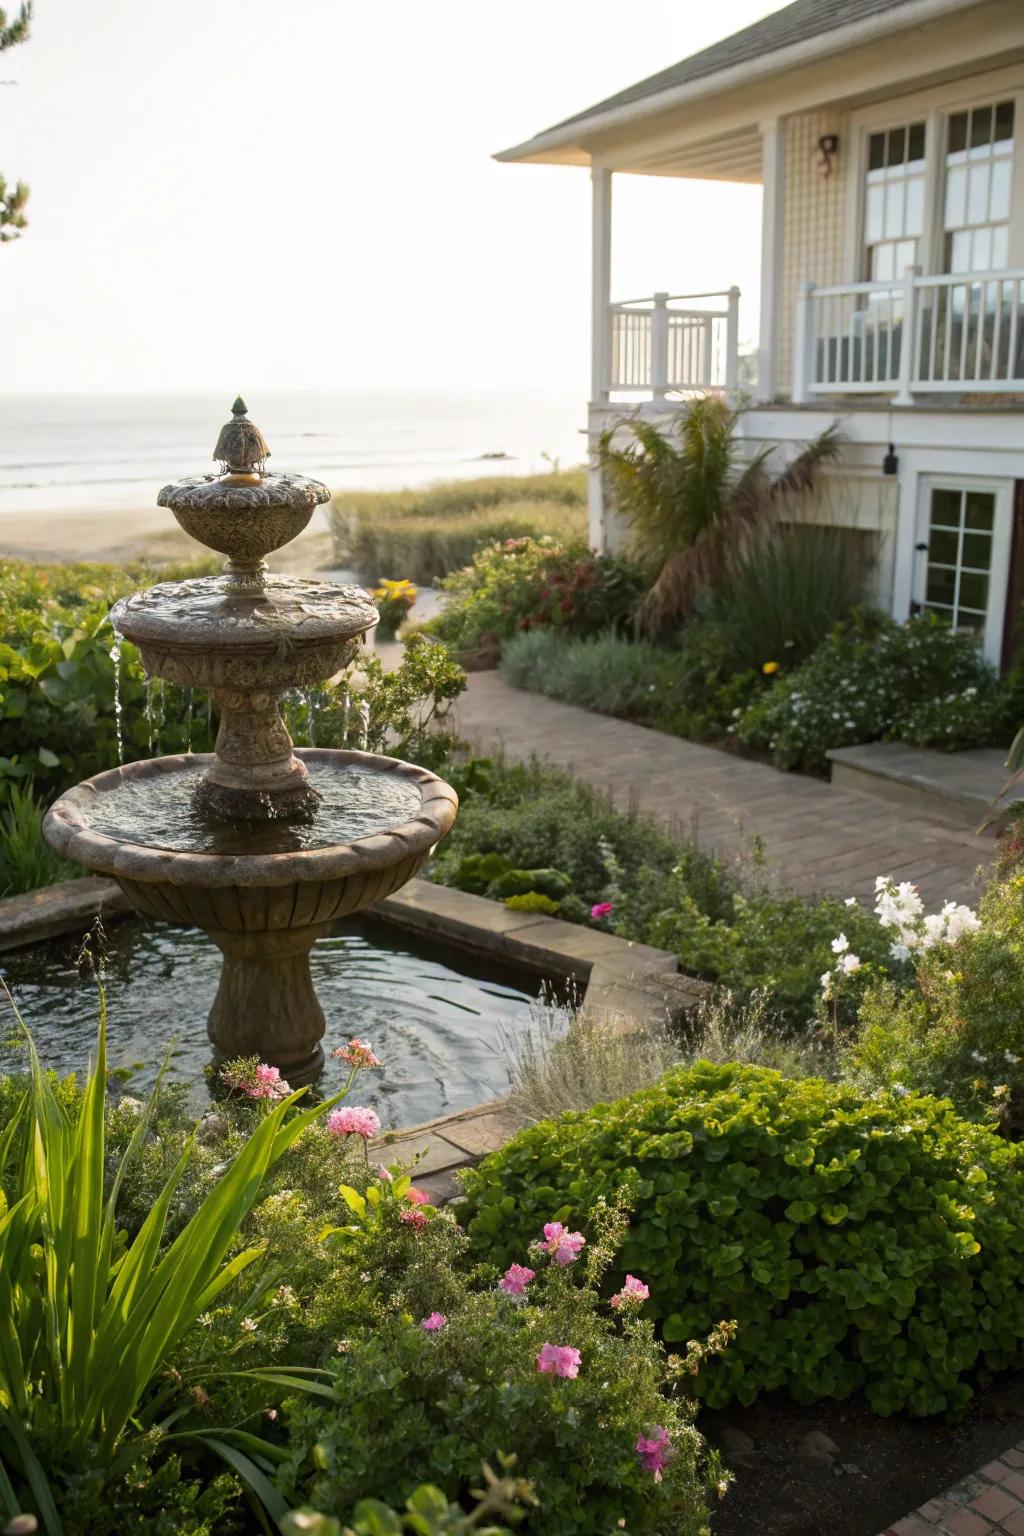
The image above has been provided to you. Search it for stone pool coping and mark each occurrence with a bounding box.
[0,875,708,1195]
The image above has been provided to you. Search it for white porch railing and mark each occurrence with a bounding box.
[794,267,1024,403]
[607,288,740,400]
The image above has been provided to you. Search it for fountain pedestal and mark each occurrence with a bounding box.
[41,401,459,1082]
[207,924,329,1084]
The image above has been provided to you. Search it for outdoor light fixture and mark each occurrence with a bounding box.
[882,443,899,476]
[815,133,839,177]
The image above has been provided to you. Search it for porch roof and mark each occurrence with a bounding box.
[495,0,983,175]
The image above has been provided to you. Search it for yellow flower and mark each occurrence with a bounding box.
[762,661,780,675]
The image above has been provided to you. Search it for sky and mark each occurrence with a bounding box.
[1,0,774,397]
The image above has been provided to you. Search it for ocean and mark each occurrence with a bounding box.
[0,387,587,519]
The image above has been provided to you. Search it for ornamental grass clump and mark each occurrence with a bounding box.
[460,1061,1024,1417]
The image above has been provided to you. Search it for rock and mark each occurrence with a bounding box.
[720,1425,757,1466]
[799,1430,840,1466]
[720,1426,756,1454]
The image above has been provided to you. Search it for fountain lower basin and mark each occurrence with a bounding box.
[43,748,459,1084]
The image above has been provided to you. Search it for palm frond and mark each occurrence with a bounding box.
[638,417,842,633]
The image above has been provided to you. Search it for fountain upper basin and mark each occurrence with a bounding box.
[43,748,458,930]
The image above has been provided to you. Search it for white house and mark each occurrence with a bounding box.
[497,0,1024,667]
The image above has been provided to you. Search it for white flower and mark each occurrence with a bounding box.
[820,971,834,999]
[838,953,861,975]
[1006,1052,1020,1065]
[844,897,858,908]
[831,933,850,954]
[890,942,911,963]
[240,1317,259,1333]
[198,1313,214,1327]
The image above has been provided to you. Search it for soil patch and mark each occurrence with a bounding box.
[707,1372,1024,1534]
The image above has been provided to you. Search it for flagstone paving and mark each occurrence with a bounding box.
[451,671,994,909]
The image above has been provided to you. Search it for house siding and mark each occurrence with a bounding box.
[778,109,849,398]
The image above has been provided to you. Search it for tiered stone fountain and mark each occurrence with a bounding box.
[43,400,458,1084]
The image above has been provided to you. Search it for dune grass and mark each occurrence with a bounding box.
[330,470,587,586]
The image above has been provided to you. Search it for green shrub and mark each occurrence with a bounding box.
[847,873,1024,1134]
[615,869,893,1029]
[461,1062,1024,1416]
[276,1202,720,1536]
[426,538,645,654]
[737,609,1011,773]
[501,629,673,720]
[285,1474,539,1536]
[429,758,723,919]
[330,472,587,585]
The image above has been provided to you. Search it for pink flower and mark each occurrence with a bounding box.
[376,1164,393,1181]
[333,1038,383,1070]
[499,1263,536,1297]
[400,1207,428,1230]
[636,1427,673,1483]
[611,1275,650,1309]
[405,1187,430,1205]
[542,1221,586,1265]
[536,1343,581,1379]
[590,902,614,921]
[220,1061,292,1100]
[421,1312,447,1331]
[326,1106,381,1139]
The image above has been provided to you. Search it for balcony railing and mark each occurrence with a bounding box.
[794,267,1024,403]
[606,288,739,400]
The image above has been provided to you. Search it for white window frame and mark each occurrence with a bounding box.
[843,67,1024,283]
[912,474,1014,665]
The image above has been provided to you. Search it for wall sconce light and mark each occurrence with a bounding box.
[815,133,839,178]
[882,443,899,476]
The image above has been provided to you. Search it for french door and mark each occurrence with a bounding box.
[913,477,1014,665]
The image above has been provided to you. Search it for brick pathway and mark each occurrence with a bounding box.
[451,672,993,909]
[881,1443,1024,1535]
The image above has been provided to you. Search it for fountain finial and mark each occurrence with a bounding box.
[214,396,270,478]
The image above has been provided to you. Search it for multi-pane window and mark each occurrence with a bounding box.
[943,100,1015,274]
[923,487,996,635]
[864,122,926,281]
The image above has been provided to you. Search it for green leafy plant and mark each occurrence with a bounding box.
[846,872,1024,1134]
[461,1062,1024,1416]
[0,999,344,1530]
[426,539,644,657]
[737,608,1012,773]
[276,1200,723,1536]
[284,1464,538,1536]
[599,399,840,631]
[0,781,75,896]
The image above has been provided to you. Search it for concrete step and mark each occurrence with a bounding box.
[827,742,1021,833]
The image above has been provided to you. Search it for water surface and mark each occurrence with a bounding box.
[82,761,424,856]
[1,916,543,1128]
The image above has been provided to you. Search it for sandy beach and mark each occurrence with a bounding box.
[0,504,337,571]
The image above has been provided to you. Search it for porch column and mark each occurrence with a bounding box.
[589,166,613,551]
[756,117,786,403]
[590,167,613,403]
